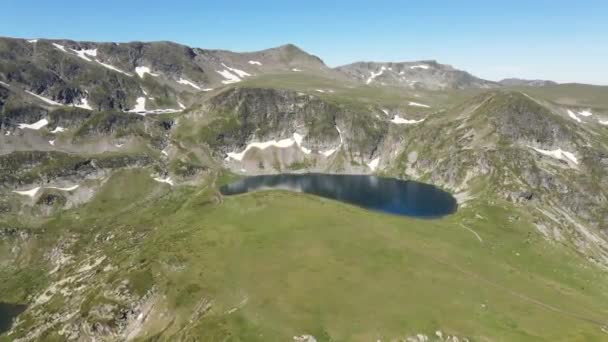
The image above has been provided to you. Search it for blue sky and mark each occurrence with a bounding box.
[2,0,607,84]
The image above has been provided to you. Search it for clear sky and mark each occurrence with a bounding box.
[2,0,607,84]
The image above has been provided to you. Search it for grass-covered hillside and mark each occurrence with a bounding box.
[3,169,608,341]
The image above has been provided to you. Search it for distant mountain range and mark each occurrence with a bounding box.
[0,36,566,114]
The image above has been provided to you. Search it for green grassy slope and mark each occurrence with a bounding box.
[4,169,608,341]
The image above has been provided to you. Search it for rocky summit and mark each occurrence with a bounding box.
[1,35,608,341]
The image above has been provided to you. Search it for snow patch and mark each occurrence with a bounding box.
[216,69,242,84]
[293,335,317,342]
[50,126,66,133]
[26,91,62,106]
[27,39,38,43]
[95,60,132,76]
[567,110,582,123]
[320,147,337,157]
[410,64,429,69]
[529,146,578,165]
[128,97,146,113]
[381,109,390,116]
[226,133,311,161]
[314,89,326,93]
[202,88,214,91]
[248,60,262,65]
[336,125,343,144]
[49,140,55,146]
[292,68,302,72]
[0,81,9,87]
[18,118,49,130]
[73,97,92,110]
[135,66,159,78]
[153,176,174,186]
[599,120,608,125]
[47,185,79,191]
[12,187,40,198]
[367,157,380,171]
[391,115,425,124]
[222,63,251,78]
[52,43,66,52]
[408,101,430,108]
[293,132,311,154]
[70,48,97,62]
[366,66,386,84]
[177,78,202,90]
[178,102,186,109]
[577,109,593,117]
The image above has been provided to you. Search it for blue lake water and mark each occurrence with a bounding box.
[0,302,26,334]
[220,173,457,218]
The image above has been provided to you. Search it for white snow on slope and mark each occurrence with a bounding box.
[47,185,79,191]
[292,68,302,72]
[52,43,66,52]
[49,140,55,146]
[73,97,92,110]
[391,115,425,124]
[381,109,390,116]
[153,176,174,186]
[367,157,380,171]
[315,126,342,156]
[177,78,201,90]
[577,109,593,117]
[222,63,251,78]
[599,120,608,125]
[410,64,429,69]
[217,69,242,84]
[135,66,159,78]
[27,39,38,43]
[202,88,214,91]
[128,97,146,113]
[320,147,337,157]
[12,187,40,198]
[70,48,97,62]
[95,60,132,76]
[529,146,578,165]
[366,66,386,84]
[26,91,62,106]
[336,125,343,143]
[567,110,582,123]
[409,101,430,108]
[0,81,9,87]
[226,133,310,161]
[144,108,181,115]
[248,60,262,65]
[293,133,311,154]
[315,89,325,93]
[178,102,186,109]
[50,126,66,133]
[18,118,49,130]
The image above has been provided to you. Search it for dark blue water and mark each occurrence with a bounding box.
[220,173,457,218]
[0,302,26,334]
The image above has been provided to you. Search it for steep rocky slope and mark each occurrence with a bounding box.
[0,37,328,112]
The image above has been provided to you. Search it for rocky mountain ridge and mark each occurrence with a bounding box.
[2,35,608,341]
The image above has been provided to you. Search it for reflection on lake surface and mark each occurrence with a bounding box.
[220,173,457,218]
[0,302,27,334]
